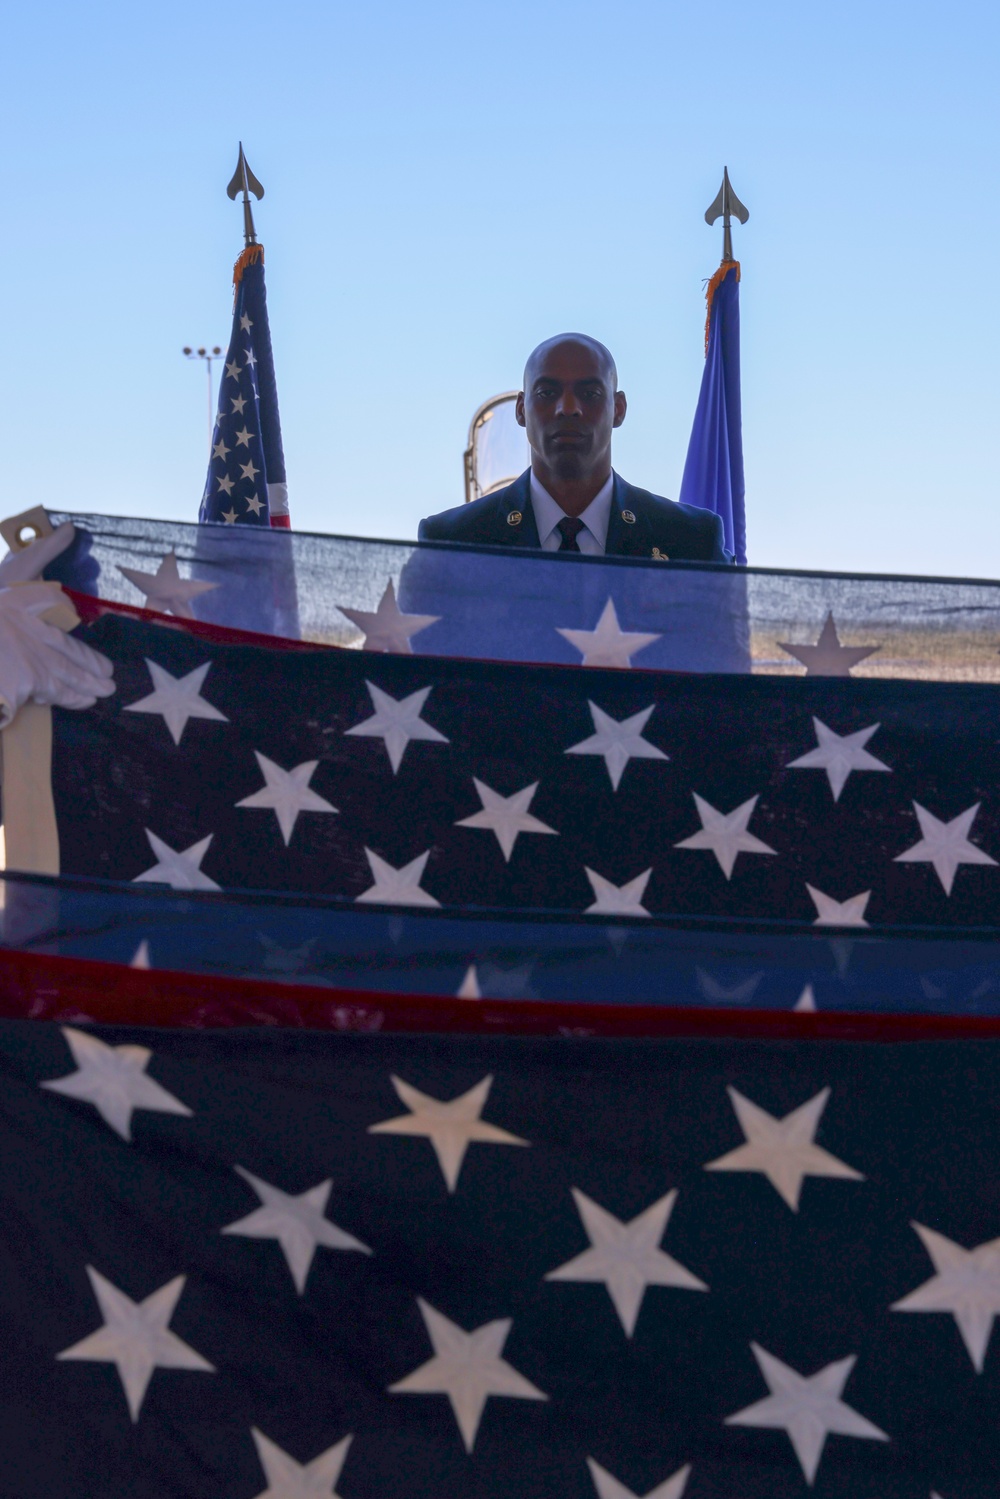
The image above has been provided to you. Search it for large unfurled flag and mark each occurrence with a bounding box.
[198,243,290,529]
[6,534,1000,1495]
[678,260,746,565]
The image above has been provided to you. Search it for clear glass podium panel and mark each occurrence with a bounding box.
[467,393,529,500]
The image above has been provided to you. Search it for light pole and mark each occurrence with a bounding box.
[182,345,223,451]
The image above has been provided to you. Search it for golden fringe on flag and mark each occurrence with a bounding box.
[704,260,740,354]
[233,243,265,288]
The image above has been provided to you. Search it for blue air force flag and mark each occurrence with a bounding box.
[679,262,746,566]
[198,246,289,530]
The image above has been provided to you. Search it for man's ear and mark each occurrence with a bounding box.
[515,392,526,428]
[613,390,627,428]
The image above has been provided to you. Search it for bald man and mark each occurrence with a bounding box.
[419,334,729,563]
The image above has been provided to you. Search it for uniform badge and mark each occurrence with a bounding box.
[621,509,636,524]
[507,510,522,526]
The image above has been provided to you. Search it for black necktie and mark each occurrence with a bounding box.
[556,516,584,552]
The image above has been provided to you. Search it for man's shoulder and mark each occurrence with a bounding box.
[620,481,729,561]
[625,483,717,532]
[419,475,526,543]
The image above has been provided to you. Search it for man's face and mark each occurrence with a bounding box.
[516,341,627,482]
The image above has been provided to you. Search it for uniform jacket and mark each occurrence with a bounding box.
[418,470,731,563]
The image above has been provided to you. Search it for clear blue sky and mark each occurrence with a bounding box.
[2,0,997,576]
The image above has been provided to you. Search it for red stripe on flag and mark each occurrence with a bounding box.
[2,946,999,1041]
[66,590,317,653]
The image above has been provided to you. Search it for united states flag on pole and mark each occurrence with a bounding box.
[198,245,290,530]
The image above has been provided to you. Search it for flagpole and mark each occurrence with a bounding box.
[704,166,749,264]
[678,169,749,565]
[227,142,264,247]
[198,144,291,536]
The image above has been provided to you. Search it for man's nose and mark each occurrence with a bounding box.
[555,388,583,418]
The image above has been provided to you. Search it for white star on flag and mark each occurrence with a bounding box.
[705,1086,864,1211]
[725,1342,888,1483]
[388,1298,546,1451]
[457,964,482,998]
[222,1167,371,1294]
[806,885,871,927]
[566,702,668,790]
[787,718,891,801]
[794,983,818,1012]
[557,598,661,669]
[221,508,238,524]
[234,425,254,447]
[239,312,253,332]
[130,939,151,969]
[584,867,653,917]
[892,1221,1000,1372]
[133,829,220,891]
[894,801,997,895]
[779,612,880,676]
[226,359,241,379]
[345,681,448,773]
[356,848,439,908]
[674,793,776,879]
[369,1073,527,1191]
[586,1458,692,1499]
[117,553,219,620]
[41,1025,192,1140]
[212,437,230,461]
[546,1188,706,1336]
[456,779,557,861]
[124,659,228,745]
[338,580,440,654]
[57,1268,213,1421]
[249,1429,353,1499]
[217,473,236,496]
[236,753,338,846]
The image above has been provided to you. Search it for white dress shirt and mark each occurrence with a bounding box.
[530,472,614,555]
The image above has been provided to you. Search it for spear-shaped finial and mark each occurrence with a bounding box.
[226,142,265,247]
[704,166,749,265]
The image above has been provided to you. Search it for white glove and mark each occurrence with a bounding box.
[0,581,115,727]
[0,519,78,586]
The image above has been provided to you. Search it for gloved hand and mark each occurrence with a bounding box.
[0,519,79,586]
[0,521,115,727]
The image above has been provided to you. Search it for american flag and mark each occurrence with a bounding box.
[4,568,1000,1495]
[198,247,289,530]
[3,1017,998,1496]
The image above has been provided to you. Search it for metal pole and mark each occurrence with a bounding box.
[226,143,264,249]
[704,167,749,264]
[183,346,223,454]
